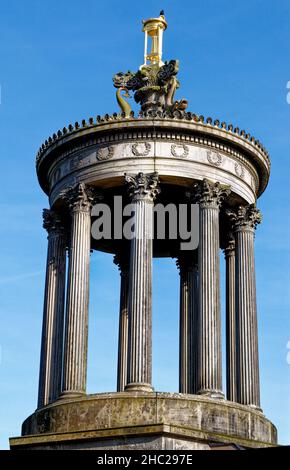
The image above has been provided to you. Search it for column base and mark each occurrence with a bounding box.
[243,403,263,413]
[125,382,154,392]
[197,389,225,400]
[59,390,86,400]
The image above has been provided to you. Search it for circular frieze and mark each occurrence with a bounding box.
[69,155,85,170]
[51,167,62,186]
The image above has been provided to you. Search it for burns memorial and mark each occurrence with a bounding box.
[10,13,277,450]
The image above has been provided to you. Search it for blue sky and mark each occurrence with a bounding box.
[0,0,290,449]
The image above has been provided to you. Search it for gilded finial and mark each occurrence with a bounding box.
[141,12,167,69]
[112,14,188,116]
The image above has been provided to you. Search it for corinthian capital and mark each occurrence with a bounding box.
[43,209,64,234]
[226,204,262,231]
[125,172,160,202]
[191,179,231,207]
[60,183,102,213]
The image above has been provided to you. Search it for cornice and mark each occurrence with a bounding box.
[36,113,270,197]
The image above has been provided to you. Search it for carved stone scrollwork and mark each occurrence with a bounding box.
[226,204,262,231]
[234,162,245,179]
[207,150,223,167]
[125,172,160,202]
[113,60,188,114]
[131,142,151,156]
[191,179,231,208]
[96,146,115,161]
[171,144,189,158]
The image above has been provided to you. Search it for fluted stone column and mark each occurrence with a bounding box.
[193,179,230,398]
[224,234,237,402]
[38,210,66,408]
[61,183,95,398]
[114,253,130,392]
[124,172,160,392]
[227,204,262,409]
[177,253,199,394]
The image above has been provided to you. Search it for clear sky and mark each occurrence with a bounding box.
[0,0,289,449]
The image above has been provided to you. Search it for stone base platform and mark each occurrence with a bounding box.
[10,392,277,450]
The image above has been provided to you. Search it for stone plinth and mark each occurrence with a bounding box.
[10,392,277,450]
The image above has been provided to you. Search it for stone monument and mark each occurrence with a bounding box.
[10,12,277,450]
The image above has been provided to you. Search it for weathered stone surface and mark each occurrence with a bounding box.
[17,392,277,450]
[10,424,216,450]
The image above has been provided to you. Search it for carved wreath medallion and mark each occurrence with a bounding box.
[171,144,189,158]
[131,142,151,156]
[234,162,245,179]
[207,150,223,166]
[96,146,115,161]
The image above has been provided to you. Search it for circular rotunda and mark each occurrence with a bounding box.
[10,13,277,450]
